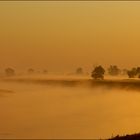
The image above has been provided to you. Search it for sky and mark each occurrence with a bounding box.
[0,1,140,73]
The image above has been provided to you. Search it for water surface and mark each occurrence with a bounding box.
[0,80,140,139]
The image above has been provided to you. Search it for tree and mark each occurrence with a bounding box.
[28,68,34,74]
[91,65,105,80]
[108,65,121,76]
[5,68,15,76]
[127,67,137,78]
[136,67,140,76]
[122,69,128,75]
[43,69,48,74]
[76,67,83,75]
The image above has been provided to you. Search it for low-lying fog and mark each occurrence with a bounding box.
[0,75,140,139]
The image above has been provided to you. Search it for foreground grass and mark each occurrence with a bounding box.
[109,133,140,140]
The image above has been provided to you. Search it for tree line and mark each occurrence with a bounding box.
[91,65,140,80]
[2,65,140,80]
[75,65,140,80]
[2,68,48,77]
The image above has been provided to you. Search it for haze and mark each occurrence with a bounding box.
[1,81,140,139]
[0,1,140,72]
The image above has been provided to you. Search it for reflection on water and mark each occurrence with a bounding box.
[0,81,140,139]
[0,89,14,98]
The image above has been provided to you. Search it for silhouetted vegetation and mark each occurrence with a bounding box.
[28,68,35,74]
[127,69,136,78]
[108,65,121,76]
[43,69,48,74]
[137,67,140,78]
[127,67,140,78]
[109,133,140,140]
[91,65,105,80]
[122,69,128,75]
[5,68,15,76]
[76,67,83,75]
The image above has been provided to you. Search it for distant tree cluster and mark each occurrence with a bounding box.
[1,67,49,77]
[5,68,15,77]
[27,68,48,75]
[108,65,121,76]
[90,65,140,80]
[91,65,121,80]
[90,64,135,80]
[127,67,140,78]
[3,65,140,80]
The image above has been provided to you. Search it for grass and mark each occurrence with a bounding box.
[109,133,140,140]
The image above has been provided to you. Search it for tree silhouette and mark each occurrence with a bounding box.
[127,68,137,78]
[5,68,15,76]
[136,67,140,76]
[122,69,128,75]
[127,67,140,78]
[76,67,83,75]
[91,65,105,80]
[28,68,34,74]
[108,65,120,76]
[43,70,48,74]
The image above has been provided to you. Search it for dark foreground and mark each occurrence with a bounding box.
[109,133,140,140]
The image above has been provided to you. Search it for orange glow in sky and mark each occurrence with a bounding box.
[0,1,140,72]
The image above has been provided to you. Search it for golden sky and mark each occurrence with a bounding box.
[0,1,140,72]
